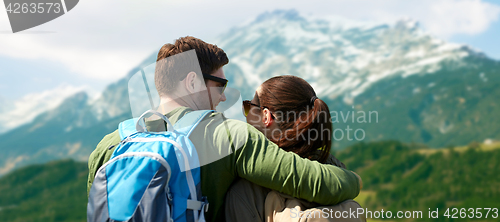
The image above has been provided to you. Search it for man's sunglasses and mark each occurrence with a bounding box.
[203,73,228,94]
[242,100,275,119]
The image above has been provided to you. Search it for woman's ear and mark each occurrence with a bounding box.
[262,108,274,127]
[184,72,205,94]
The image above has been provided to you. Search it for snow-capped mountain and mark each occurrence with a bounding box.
[0,54,156,175]
[0,9,499,175]
[0,85,87,134]
[219,10,499,149]
[219,9,483,102]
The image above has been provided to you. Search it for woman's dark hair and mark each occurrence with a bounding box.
[257,75,332,163]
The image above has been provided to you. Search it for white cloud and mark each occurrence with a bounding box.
[0,0,257,82]
[279,0,500,38]
[427,0,500,37]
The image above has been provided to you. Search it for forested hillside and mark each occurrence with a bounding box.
[0,160,87,222]
[0,141,498,221]
[341,141,500,221]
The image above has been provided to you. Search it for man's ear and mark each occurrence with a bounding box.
[262,108,274,127]
[184,72,205,94]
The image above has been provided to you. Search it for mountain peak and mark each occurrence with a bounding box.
[395,18,419,31]
[254,9,304,23]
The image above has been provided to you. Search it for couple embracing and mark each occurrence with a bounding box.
[87,36,365,222]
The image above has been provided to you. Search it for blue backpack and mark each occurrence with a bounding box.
[87,110,213,222]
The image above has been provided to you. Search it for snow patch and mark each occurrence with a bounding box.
[479,72,488,82]
[0,84,87,134]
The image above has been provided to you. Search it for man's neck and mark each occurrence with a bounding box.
[157,97,186,114]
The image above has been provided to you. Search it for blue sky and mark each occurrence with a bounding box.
[0,0,499,101]
[448,0,500,59]
[0,55,86,99]
[451,17,500,59]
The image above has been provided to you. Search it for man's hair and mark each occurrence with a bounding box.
[154,36,229,96]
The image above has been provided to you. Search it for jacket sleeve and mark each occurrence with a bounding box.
[87,130,121,196]
[224,120,360,205]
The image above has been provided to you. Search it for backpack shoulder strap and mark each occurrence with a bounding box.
[174,110,214,137]
[118,118,139,140]
[118,110,213,140]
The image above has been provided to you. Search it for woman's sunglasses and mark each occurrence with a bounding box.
[242,100,275,119]
[203,73,228,94]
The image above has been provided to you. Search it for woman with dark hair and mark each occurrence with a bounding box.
[243,75,343,167]
[226,75,365,222]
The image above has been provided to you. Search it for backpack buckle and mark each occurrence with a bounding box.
[202,196,209,212]
[166,187,173,201]
[204,202,209,213]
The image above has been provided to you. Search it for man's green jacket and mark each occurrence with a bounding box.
[87,107,360,221]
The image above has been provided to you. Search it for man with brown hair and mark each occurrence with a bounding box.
[154,36,229,111]
[87,36,361,222]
